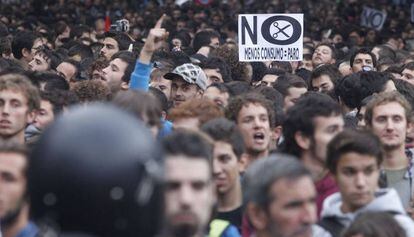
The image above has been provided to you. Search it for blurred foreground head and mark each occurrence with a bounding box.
[28,104,164,237]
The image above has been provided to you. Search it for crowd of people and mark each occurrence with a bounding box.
[2,0,414,237]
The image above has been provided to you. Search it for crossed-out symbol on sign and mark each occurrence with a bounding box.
[272,21,291,39]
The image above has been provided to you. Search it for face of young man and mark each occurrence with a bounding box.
[150,76,172,100]
[100,37,119,60]
[312,45,335,67]
[256,176,317,237]
[352,53,374,72]
[203,87,229,108]
[311,75,334,93]
[310,115,344,163]
[102,58,128,92]
[335,152,380,213]
[212,141,240,196]
[401,68,414,85]
[369,102,407,150]
[171,77,202,108]
[284,87,307,111]
[28,54,50,72]
[203,68,223,86]
[260,74,278,87]
[33,100,54,131]
[0,152,27,225]
[0,90,34,140]
[237,102,271,155]
[165,156,215,237]
[56,62,77,84]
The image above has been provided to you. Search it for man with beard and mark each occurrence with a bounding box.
[281,92,344,217]
[0,142,38,237]
[162,130,239,237]
[164,63,208,108]
[225,93,274,171]
[244,154,331,237]
[365,91,414,209]
[309,64,341,94]
[99,32,133,61]
[101,51,136,95]
[0,74,40,145]
[350,48,377,73]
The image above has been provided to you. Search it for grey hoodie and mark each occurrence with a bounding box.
[320,188,414,237]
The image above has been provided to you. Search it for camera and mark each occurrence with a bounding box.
[109,19,130,33]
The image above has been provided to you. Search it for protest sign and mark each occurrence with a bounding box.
[238,14,303,62]
[360,7,387,31]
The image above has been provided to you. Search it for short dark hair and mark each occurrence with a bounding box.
[28,71,69,91]
[310,64,341,90]
[281,92,341,158]
[273,74,308,97]
[201,57,232,83]
[192,30,220,52]
[359,71,393,99]
[225,81,251,96]
[58,59,80,80]
[326,129,383,174]
[373,45,396,61]
[243,154,311,208]
[106,32,133,51]
[403,61,414,71]
[350,48,377,68]
[207,82,229,94]
[334,73,361,109]
[68,43,94,60]
[201,118,245,159]
[111,51,136,83]
[149,87,169,113]
[12,31,36,59]
[225,92,275,127]
[394,79,414,109]
[162,130,213,170]
[34,48,62,70]
[40,91,63,116]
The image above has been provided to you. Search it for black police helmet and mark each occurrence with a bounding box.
[28,104,163,237]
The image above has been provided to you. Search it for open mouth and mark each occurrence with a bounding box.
[253,132,265,141]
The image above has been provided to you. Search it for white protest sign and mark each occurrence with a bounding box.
[238,14,303,62]
[360,7,387,31]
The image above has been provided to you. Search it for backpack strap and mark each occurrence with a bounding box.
[209,219,231,237]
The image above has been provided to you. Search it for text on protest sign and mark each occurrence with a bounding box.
[360,7,387,31]
[238,14,303,62]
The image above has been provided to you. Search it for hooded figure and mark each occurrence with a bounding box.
[320,188,414,237]
[28,104,164,237]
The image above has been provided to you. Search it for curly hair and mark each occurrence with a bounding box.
[169,98,224,126]
[71,80,110,103]
[225,92,275,128]
[212,45,251,82]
